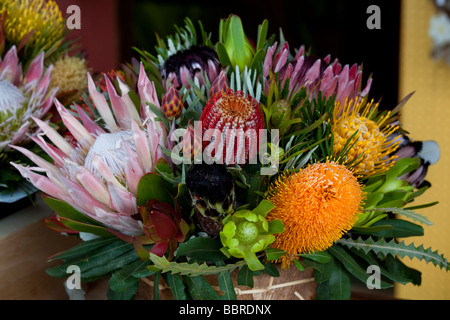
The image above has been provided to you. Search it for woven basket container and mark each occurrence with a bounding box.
[135,265,317,300]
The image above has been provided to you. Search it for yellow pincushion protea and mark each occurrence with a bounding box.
[0,0,65,57]
[266,161,363,268]
[49,55,88,101]
[332,99,400,178]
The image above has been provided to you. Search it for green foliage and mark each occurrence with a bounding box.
[47,238,139,282]
[338,237,450,270]
[148,252,245,277]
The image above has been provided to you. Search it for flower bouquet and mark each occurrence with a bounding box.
[11,13,448,300]
[0,0,85,210]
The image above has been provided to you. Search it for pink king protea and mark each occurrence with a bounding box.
[10,63,168,237]
[0,46,57,154]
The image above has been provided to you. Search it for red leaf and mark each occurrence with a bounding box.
[150,241,170,256]
[149,210,178,240]
[43,217,79,234]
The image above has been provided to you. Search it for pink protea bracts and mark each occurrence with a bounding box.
[263,42,372,106]
[200,89,265,165]
[209,69,230,98]
[10,65,168,237]
[0,46,57,153]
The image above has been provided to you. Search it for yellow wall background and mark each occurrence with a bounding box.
[396,0,450,300]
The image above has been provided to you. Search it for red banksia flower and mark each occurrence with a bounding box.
[200,89,265,165]
[161,85,184,120]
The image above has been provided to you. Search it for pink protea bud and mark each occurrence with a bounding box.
[209,70,229,98]
[200,89,265,165]
[161,85,184,120]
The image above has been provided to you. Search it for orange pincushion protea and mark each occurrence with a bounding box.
[266,161,363,268]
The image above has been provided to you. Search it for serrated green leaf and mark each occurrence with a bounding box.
[337,237,449,270]
[148,253,246,276]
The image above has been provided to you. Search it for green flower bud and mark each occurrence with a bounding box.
[236,221,259,244]
[220,200,284,271]
[223,15,255,71]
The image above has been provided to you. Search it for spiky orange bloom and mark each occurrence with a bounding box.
[332,99,400,178]
[266,161,362,268]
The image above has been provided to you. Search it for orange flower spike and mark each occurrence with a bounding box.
[266,161,363,268]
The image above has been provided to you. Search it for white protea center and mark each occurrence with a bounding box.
[85,130,136,181]
[0,79,26,114]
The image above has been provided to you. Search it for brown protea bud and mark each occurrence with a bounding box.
[200,89,265,165]
[209,69,229,98]
[161,85,183,120]
[181,122,202,161]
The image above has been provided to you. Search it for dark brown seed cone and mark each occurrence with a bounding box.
[194,207,223,236]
